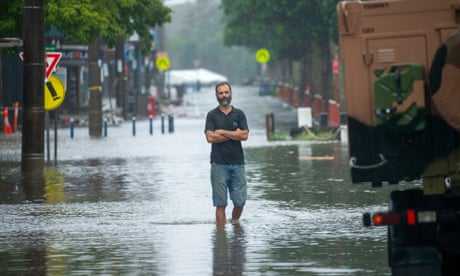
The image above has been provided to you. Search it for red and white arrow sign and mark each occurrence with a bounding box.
[19,52,62,78]
[44,52,62,78]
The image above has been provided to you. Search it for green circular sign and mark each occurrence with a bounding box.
[256,48,270,64]
[156,56,170,71]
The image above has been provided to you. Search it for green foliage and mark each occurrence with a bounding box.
[0,0,23,37]
[115,0,173,51]
[46,0,171,50]
[268,127,339,141]
[47,0,117,45]
[268,131,290,141]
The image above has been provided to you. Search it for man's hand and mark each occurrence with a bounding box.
[206,128,248,143]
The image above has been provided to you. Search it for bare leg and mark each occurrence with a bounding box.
[216,206,226,227]
[232,206,244,221]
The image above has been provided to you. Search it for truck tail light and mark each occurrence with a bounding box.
[417,211,437,223]
[407,210,416,225]
[363,210,436,227]
[372,212,401,226]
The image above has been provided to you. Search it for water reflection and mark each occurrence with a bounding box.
[246,142,347,209]
[23,171,46,203]
[44,168,66,204]
[213,225,246,275]
[0,234,48,275]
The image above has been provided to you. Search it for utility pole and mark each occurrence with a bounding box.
[22,0,45,173]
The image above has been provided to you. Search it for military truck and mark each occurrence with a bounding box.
[337,0,460,274]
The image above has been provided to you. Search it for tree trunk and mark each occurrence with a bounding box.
[88,39,102,137]
[319,31,332,102]
[0,52,3,109]
[115,39,126,119]
[300,40,313,106]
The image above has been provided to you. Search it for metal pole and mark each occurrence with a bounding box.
[54,110,58,164]
[46,111,50,162]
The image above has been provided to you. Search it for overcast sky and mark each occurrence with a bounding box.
[163,0,196,6]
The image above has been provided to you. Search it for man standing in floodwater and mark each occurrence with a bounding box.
[205,81,249,227]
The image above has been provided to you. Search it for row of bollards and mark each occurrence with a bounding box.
[69,114,174,139]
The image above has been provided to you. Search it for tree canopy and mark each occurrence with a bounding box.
[221,0,340,92]
[47,0,171,51]
[221,0,338,60]
[0,0,23,37]
[0,0,172,51]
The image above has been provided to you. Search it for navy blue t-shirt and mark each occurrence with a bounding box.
[205,106,249,165]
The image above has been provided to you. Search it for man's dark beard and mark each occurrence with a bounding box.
[218,96,232,106]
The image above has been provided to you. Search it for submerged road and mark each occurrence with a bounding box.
[0,85,393,275]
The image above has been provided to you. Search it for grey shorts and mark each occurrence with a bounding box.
[210,163,247,207]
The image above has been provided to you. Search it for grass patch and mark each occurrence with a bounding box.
[268,127,340,141]
[268,131,290,141]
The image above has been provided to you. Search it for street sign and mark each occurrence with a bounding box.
[45,44,56,51]
[44,75,65,110]
[156,56,170,71]
[45,52,62,78]
[256,48,270,64]
[19,51,62,78]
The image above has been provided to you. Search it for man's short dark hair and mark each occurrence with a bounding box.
[215,81,232,93]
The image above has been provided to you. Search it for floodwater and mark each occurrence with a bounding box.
[0,86,397,275]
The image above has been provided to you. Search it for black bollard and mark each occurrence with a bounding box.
[103,118,108,137]
[70,118,74,139]
[149,115,153,135]
[132,117,136,136]
[168,114,174,133]
[161,114,165,134]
